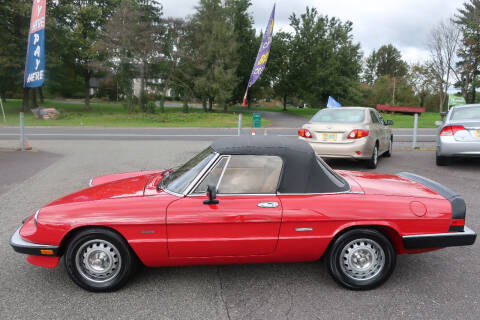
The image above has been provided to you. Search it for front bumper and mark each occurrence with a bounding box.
[10,226,60,256]
[402,226,476,250]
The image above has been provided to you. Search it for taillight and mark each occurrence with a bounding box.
[347,129,369,139]
[449,219,465,232]
[440,125,466,136]
[298,128,312,138]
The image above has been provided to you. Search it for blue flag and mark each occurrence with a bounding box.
[24,0,46,88]
[327,96,341,108]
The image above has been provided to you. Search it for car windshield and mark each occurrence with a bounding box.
[162,147,215,194]
[311,109,365,123]
[450,107,480,121]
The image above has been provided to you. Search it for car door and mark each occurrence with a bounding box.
[369,110,383,150]
[166,155,283,258]
[374,110,389,152]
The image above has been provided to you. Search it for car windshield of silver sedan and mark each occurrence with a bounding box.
[451,107,480,121]
[162,147,215,194]
[311,109,365,123]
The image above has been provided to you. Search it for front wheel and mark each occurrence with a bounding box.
[64,228,136,292]
[327,229,396,290]
[366,144,379,169]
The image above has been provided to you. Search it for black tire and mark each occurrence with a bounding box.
[327,229,396,290]
[64,228,136,292]
[384,137,393,157]
[366,144,379,169]
[436,152,450,166]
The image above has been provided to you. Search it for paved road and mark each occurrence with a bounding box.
[0,149,61,196]
[0,126,438,143]
[0,139,478,320]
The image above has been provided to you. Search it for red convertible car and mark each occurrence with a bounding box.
[10,137,476,292]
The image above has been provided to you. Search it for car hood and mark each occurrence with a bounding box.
[47,172,162,207]
[339,170,444,199]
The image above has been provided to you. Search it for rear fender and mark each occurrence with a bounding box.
[329,222,406,254]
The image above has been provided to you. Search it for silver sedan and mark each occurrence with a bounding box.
[436,104,480,166]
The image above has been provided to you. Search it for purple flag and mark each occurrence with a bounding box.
[242,4,275,106]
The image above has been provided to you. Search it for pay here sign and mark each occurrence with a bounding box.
[24,0,46,88]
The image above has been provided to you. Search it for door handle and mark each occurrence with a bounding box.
[257,202,279,208]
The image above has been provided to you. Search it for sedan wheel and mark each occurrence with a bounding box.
[327,229,396,290]
[436,151,450,166]
[366,145,378,169]
[65,228,136,292]
[384,138,392,157]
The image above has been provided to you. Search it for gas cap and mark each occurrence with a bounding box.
[410,201,427,217]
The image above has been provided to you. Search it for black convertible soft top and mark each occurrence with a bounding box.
[211,136,349,194]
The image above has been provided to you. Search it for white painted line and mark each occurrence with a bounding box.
[0,133,238,137]
[396,135,436,137]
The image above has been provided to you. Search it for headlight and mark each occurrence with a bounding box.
[34,209,40,227]
[88,178,93,187]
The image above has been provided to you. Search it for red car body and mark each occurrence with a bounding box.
[10,136,476,290]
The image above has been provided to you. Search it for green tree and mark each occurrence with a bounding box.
[265,31,296,111]
[288,7,362,106]
[188,0,239,112]
[374,44,408,78]
[454,0,480,103]
[225,0,257,105]
[48,0,120,110]
[0,1,30,106]
[408,63,435,108]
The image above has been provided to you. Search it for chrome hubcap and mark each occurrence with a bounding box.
[373,147,378,165]
[75,240,121,283]
[389,140,392,154]
[340,238,385,281]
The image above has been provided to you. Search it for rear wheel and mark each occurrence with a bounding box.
[64,228,136,292]
[327,229,396,290]
[384,138,393,157]
[366,144,379,169]
[436,151,450,166]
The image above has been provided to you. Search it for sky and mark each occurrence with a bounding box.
[161,0,466,63]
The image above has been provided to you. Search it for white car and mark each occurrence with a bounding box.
[436,104,480,165]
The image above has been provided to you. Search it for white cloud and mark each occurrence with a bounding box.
[161,0,466,62]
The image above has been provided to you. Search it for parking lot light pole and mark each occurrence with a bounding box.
[238,113,242,136]
[412,113,418,149]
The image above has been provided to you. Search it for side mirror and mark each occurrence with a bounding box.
[440,112,447,121]
[435,120,443,126]
[385,120,394,126]
[203,184,219,205]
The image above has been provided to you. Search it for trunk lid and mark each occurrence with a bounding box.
[339,170,444,199]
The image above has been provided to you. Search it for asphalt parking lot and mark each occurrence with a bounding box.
[0,139,479,320]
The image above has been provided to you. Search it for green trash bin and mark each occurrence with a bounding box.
[252,113,262,128]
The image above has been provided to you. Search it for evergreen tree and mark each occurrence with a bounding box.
[454,0,480,103]
[188,0,239,112]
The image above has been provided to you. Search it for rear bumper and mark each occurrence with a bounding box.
[402,226,476,249]
[437,136,480,157]
[10,226,60,256]
[302,138,373,160]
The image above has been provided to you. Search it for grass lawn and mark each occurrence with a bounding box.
[236,105,441,128]
[0,99,269,128]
